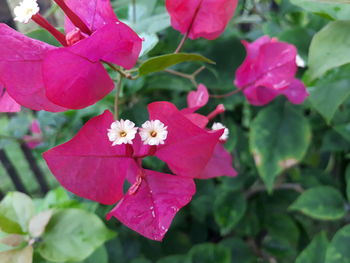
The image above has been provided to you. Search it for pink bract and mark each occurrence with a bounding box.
[44,102,223,241]
[183,84,238,179]
[0,83,21,113]
[0,0,142,111]
[166,0,238,40]
[23,120,43,149]
[234,36,309,106]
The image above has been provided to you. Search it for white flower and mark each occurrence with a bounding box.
[296,54,306,68]
[212,122,229,141]
[14,0,40,24]
[107,119,138,145]
[139,120,168,146]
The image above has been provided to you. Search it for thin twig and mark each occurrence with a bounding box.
[0,149,28,194]
[103,61,135,80]
[114,76,123,119]
[164,66,206,87]
[210,89,241,99]
[20,143,49,195]
[175,33,188,54]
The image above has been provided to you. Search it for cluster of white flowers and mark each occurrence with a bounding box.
[107,119,168,146]
[14,0,39,24]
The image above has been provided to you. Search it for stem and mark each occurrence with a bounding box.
[210,89,241,99]
[104,61,136,80]
[20,143,49,194]
[114,76,123,119]
[32,13,68,46]
[245,183,304,199]
[0,149,28,194]
[164,66,205,87]
[53,0,91,35]
[175,33,188,54]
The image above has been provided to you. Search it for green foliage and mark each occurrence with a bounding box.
[1,0,350,262]
[289,186,346,220]
[296,232,329,263]
[308,21,350,81]
[250,102,311,191]
[138,53,215,76]
[325,225,350,263]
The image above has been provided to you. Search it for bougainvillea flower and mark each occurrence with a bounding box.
[23,120,43,149]
[182,84,237,178]
[0,84,21,112]
[0,0,142,111]
[166,0,238,40]
[234,36,309,106]
[43,102,223,240]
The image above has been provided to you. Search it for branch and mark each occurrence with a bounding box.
[20,143,49,194]
[0,149,28,194]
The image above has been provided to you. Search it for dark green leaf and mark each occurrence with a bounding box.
[250,102,311,191]
[325,225,350,263]
[296,232,329,263]
[214,191,247,235]
[189,243,231,263]
[289,186,346,220]
[138,53,215,76]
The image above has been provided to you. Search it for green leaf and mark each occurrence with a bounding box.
[0,192,34,234]
[26,29,62,47]
[80,246,108,263]
[334,123,350,142]
[296,232,329,263]
[346,165,350,202]
[308,21,350,81]
[157,255,191,263]
[290,0,350,20]
[28,210,53,238]
[189,243,231,263]
[138,53,215,76]
[250,102,311,191]
[38,209,115,262]
[214,191,247,235]
[220,238,256,263]
[289,186,346,220]
[325,225,350,263]
[308,66,350,123]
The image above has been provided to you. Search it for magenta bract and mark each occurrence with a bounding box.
[43,102,223,241]
[234,36,309,106]
[166,0,238,40]
[0,0,142,111]
[0,83,20,113]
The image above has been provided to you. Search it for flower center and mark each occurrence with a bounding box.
[150,131,158,137]
[120,131,127,137]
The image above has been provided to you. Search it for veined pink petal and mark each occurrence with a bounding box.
[235,38,297,90]
[42,48,114,109]
[148,102,222,178]
[281,79,309,104]
[166,0,237,40]
[107,169,196,241]
[0,24,66,112]
[199,143,237,179]
[43,111,130,205]
[243,85,278,106]
[64,0,118,33]
[183,113,209,128]
[0,85,21,112]
[68,22,142,69]
[187,84,209,110]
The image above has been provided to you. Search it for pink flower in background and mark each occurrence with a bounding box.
[23,120,43,149]
[166,0,238,40]
[234,36,309,106]
[0,0,142,111]
[44,102,223,241]
[0,84,21,113]
[182,84,237,179]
